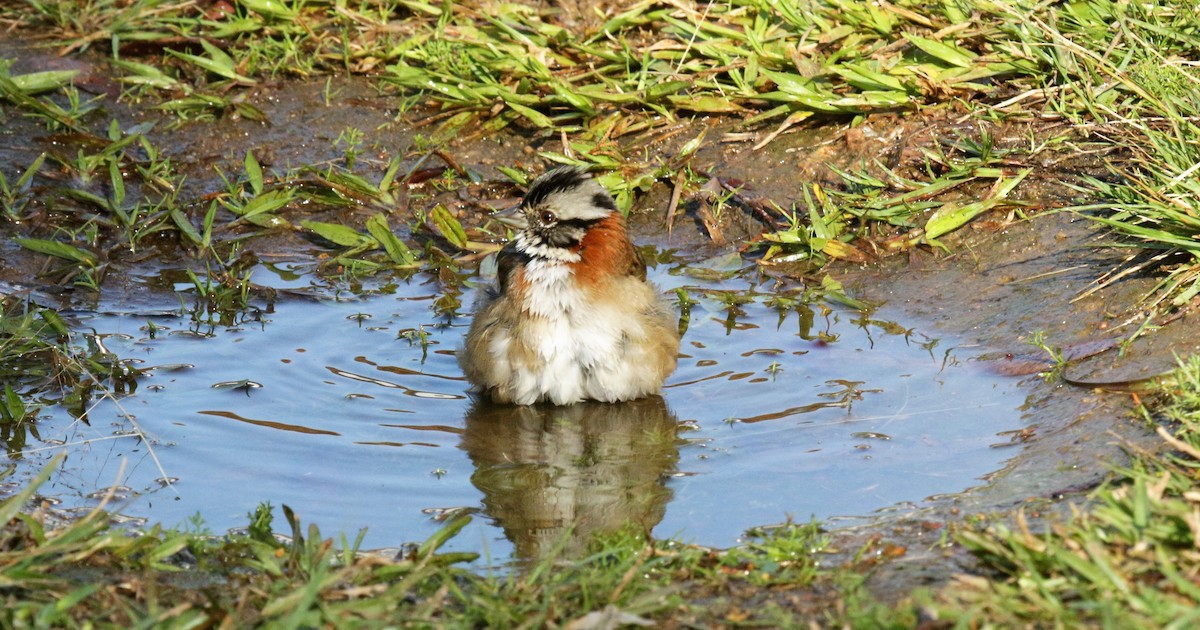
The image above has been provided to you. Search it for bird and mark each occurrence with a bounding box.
[459,166,680,406]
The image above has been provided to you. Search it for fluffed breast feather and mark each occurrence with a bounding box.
[460,242,678,406]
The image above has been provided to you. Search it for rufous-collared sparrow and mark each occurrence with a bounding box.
[460,166,680,405]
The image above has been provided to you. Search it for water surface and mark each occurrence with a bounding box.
[10,253,1024,559]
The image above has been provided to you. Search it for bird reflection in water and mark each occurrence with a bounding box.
[460,396,680,560]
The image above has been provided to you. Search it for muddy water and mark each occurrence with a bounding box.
[9,250,1024,560]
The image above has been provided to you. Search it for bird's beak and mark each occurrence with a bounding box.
[490,204,528,230]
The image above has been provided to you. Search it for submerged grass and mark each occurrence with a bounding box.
[0,296,142,437]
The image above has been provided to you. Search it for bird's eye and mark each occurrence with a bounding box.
[540,210,556,225]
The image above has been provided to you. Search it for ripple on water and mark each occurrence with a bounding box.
[6,260,1024,559]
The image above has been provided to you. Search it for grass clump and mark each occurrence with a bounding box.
[0,469,478,627]
[2,469,837,627]
[10,0,1041,125]
[998,0,1200,311]
[0,297,144,451]
[937,354,1200,627]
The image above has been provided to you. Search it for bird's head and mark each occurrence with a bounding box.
[495,167,620,256]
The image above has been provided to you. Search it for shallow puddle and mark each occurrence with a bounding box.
[7,251,1024,560]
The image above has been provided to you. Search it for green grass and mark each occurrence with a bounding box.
[0,0,1053,302]
[0,297,141,439]
[1,466,838,627]
[934,354,1200,628]
[1000,0,1200,311]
